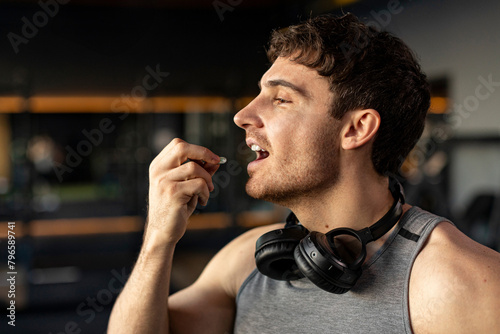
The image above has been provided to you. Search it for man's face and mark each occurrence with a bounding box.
[233,57,342,205]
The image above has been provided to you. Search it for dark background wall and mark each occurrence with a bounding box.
[0,0,499,333]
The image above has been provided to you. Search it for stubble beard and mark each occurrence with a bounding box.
[246,162,339,208]
[245,129,340,207]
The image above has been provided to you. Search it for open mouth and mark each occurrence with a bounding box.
[251,144,269,161]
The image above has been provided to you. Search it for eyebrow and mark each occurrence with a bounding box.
[258,79,311,99]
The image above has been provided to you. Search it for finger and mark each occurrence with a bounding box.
[160,138,221,170]
[204,163,220,177]
[189,160,221,177]
[187,194,199,213]
[179,178,211,207]
[170,161,215,192]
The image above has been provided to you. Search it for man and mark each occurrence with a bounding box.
[108,13,500,333]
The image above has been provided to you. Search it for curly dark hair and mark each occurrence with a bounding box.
[267,13,430,175]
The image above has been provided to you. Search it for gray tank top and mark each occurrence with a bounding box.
[234,207,447,334]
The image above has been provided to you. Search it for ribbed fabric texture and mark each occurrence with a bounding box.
[234,207,447,334]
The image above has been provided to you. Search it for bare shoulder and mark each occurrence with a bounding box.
[201,222,285,297]
[410,221,500,334]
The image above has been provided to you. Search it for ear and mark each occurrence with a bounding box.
[341,109,380,150]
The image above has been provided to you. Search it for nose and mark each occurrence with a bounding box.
[233,97,263,130]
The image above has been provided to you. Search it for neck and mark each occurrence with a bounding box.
[289,172,395,234]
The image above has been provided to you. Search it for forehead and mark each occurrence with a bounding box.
[260,57,330,95]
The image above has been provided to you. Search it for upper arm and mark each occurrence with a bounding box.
[168,223,283,334]
[410,221,500,334]
[168,282,235,334]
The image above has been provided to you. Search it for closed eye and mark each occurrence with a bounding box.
[274,98,290,105]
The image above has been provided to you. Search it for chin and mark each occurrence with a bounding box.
[245,178,265,200]
[245,177,303,207]
[246,178,276,201]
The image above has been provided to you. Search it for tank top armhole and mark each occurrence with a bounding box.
[402,209,454,333]
[236,268,259,304]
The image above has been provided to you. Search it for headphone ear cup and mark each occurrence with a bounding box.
[255,226,308,281]
[294,237,351,294]
[255,241,304,281]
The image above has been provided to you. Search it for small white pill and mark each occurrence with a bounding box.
[219,157,227,165]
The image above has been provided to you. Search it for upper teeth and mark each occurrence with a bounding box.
[251,144,266,152]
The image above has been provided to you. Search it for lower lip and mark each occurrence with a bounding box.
[247,156,267,172]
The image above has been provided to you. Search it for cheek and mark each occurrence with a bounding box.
[265,110,338,159]
[269,119,324,159]
[266,117,293,151]
[300,121,339,159]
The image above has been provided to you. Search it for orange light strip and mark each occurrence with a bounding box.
[28,216,144,237]
[4,95,448,114]
[0,210,282,238]
[0,222,26,238]
[29,96,121,113]
[0,96,25,113]
[237,210,285,228]
[0,96,247,113]
[150,96,232,113]
[187,212,232,230]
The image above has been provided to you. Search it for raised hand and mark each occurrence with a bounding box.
[146,138,222,245]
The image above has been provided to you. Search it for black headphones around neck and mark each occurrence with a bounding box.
[254,177,405,294]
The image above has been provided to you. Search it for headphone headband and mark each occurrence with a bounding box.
[285,176,404,238]
[364,176,405,241]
